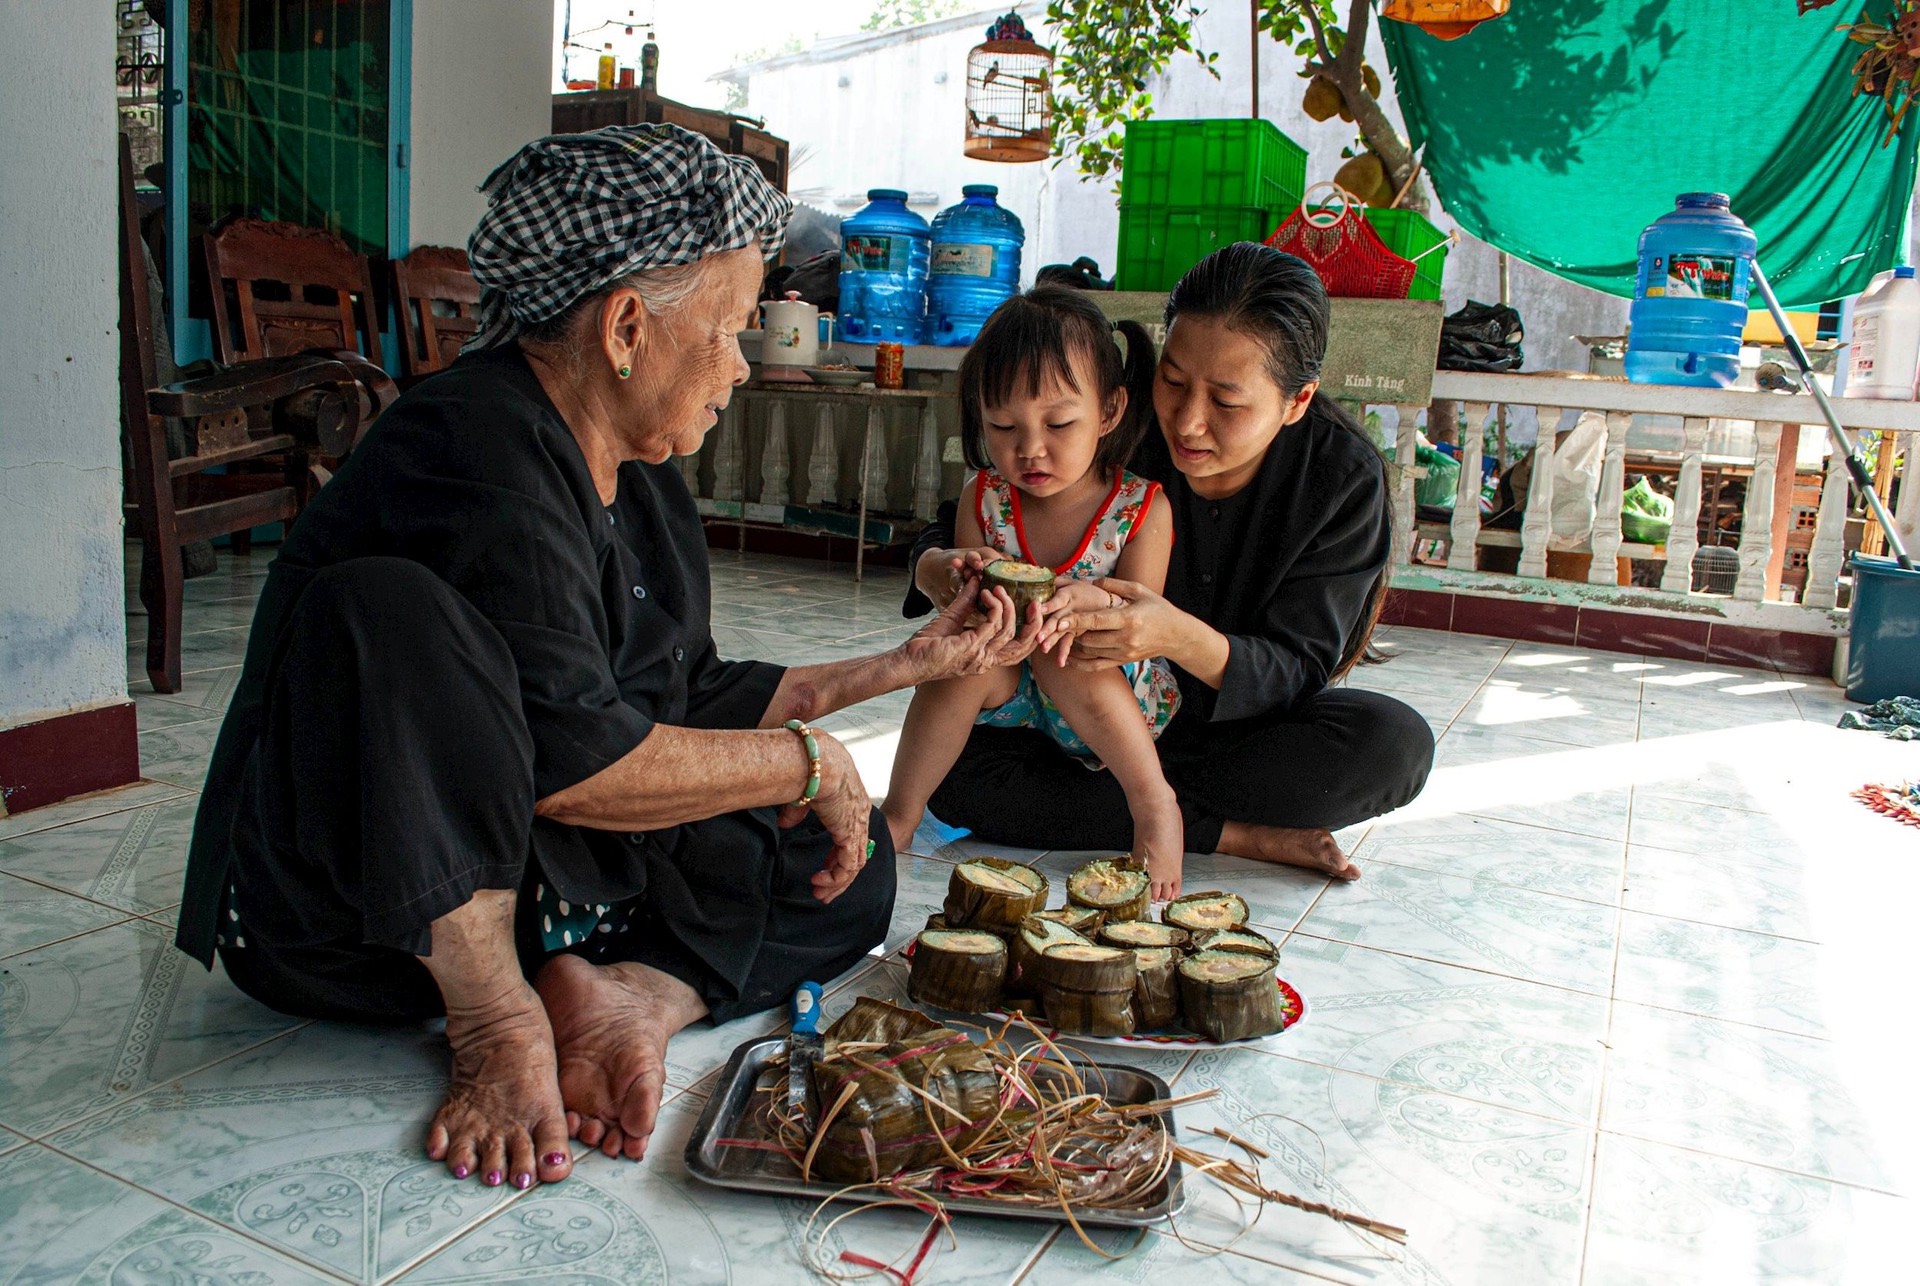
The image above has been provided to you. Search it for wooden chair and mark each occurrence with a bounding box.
[392,246,480,379]
[119,135,372,694]
[202,217,386,368]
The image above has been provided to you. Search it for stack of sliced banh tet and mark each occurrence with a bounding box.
[910,856,1285,1041]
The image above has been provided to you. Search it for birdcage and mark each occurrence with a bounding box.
[1379,0,1511,41]
[964,18,1053,163]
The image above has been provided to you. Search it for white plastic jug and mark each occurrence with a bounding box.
[1847,266,1920,400]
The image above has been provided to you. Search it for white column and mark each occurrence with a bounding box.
[1802,433,1850,610]
[808,405,838,506]
[914,400,941,519]
[1734,420,1783,602]
[1896,430,1919,555]
[1587,411,1631,584]
[713,403,743,504]
[761,399,789,509]
[1659,417,1709,594]
[1391,404,1420,567]
[1518,406,1559,580]
[865,404,892,511]
[1447,402,1488,571]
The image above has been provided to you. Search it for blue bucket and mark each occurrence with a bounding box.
[1845,554,1920,703]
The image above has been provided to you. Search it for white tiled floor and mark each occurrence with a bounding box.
[2,547,1916,1283]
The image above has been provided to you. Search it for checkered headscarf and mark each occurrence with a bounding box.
[465,124,792,351]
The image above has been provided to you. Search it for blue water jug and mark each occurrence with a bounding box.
[927,185,1025,346]
[1624,193,1757,388]
[838,188,930,345]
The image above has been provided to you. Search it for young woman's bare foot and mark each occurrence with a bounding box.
[534,954,707,1161]
[1217,820,1360,880]
[422,983,573,1191]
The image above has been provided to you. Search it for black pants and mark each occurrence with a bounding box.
[927,687,1433,854]
[219,557,894,1027]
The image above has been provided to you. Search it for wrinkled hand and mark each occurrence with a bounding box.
[1049,577,1180,670]
[900,576,1044,681]
[776,732,869,903]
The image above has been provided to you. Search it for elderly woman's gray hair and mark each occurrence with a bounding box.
[464,124,793,351]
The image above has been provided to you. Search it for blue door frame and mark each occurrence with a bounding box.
[163,0,412,365]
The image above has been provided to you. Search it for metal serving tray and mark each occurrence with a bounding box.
[685,1035,1188,1227]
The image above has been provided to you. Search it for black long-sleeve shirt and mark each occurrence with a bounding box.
[905,404,1390,727]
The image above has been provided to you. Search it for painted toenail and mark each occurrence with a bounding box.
[452,1164,470,1179]
[514,1172,533,1189]
[544,1152,568,1167]
[485,1170,503,1186]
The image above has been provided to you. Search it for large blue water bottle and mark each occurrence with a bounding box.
[838,188,930,345]
[927,185,1025,346]
[1624,193,1757,387]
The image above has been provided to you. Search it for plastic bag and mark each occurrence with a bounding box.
[1438,300,1525,372]
[1620,477,1673,545]
[1415,443,1462,509]
[1549,412,1608,550]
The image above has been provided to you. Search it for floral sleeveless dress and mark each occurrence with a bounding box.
[972,468,1181,759]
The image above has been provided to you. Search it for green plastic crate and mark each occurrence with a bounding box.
[1114,204,1286,293]
[1362,207,1449,301]
[1120,119,1307,214]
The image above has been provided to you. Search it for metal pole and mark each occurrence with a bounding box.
[1250,0,1259,118]
[1750,261,1912,569]
[1495,253,1510,469]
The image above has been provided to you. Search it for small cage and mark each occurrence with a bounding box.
[965,16,1053,163]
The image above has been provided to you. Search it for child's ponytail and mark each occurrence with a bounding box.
[1094,318,1158,475]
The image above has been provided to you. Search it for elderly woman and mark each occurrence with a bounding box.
[906,244,1434,875]
[176,127,1028,1193]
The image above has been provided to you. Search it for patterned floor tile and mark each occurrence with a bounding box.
[1019,1225,1340,1284]
[1601,1003,1908,1196]
[1621,837,1843,947]
[0,872,128,958]
[0,778,193,844]
[1626,790,1810,859]
[125,624,251,681]
[0,1144,338,1285]
[1580,1133,1909,1286]
[137,662,244,713]
[1358,814,1627,906]
[396,1092,1055,1285]
[0,918,301,1136]
[1273,936,1609,1124]
[0,794,196,917]
[47,1021,516,1284]
[1171,1050,1592,1285]
[137,719,224,790]
[1294,862,1620,995]
[0,1126,25,1158]
[1613,912,1828,1038]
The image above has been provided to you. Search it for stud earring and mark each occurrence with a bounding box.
[617,364,632,379]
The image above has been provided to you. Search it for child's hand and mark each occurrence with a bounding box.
[1035,580,1112,660]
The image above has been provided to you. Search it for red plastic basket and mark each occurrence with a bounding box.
[1265,182,1416,300]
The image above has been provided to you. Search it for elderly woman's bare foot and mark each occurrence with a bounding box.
[1217,820,1361,880]
[535,954,708,1161]
[423,983,573,1190]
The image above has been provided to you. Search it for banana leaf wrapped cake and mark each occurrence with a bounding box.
[943,857,1050,936]
[806,998,999,1184]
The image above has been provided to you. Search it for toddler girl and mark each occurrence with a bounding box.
[883,287,1185,900]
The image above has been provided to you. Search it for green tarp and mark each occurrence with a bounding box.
[1379,0,1919,306]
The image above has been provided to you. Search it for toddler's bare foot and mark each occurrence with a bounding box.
[1132,791,1186,903]
[1217,821,1359,880]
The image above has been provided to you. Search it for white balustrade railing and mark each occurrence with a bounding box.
[1392,371,1920,628]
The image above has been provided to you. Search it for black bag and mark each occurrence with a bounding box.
[1034,256,1114,291]
[764,248,840,314]
[1438,300,1524,373]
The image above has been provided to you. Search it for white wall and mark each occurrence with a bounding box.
[0,0,127,730]
[731,5,1627,375]
[408,0,555,250]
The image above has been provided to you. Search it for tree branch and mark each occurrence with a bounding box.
[1297,0,1335,67]
[1337,0,1369,74]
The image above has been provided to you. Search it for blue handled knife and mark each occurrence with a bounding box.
[787,981,825,1119]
